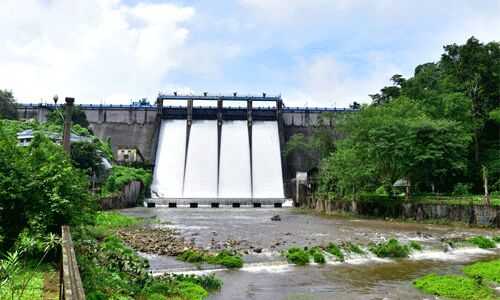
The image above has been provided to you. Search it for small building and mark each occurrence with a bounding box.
[116,147,144,163]
[17,129,92,146]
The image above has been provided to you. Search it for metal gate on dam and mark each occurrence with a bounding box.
[17,94,353,205]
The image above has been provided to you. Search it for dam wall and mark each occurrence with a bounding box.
[17,103,346,183]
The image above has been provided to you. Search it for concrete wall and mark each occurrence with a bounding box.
[100,180,142,209]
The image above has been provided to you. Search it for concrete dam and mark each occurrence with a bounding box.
[18,94,353,204]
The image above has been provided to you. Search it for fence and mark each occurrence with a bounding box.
[60,226,85,299]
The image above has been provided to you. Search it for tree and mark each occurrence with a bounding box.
[0,127,93,249]
[0,90,18,120]
[70,141,104,176]
[46,105,90,129]
[322,98,470,201]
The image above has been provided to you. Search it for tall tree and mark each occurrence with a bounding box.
[0,90,18,120]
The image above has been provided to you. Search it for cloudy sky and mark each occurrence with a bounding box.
[1,0,499,107]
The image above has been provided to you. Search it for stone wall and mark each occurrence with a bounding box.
[100,180,143,209]
[303,197,500,228]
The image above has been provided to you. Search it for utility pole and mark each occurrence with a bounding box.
[63,97,75,153]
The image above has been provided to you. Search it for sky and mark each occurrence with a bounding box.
[1,0,499,107]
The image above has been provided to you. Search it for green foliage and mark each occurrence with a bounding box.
[493,236,500,243]
[46,105,90,129]
[0,128,94,249]
[413,274,493,300]
[94,211,142,229]
[325,243,345,261]
[103,165,152,196]
[348,244,364,255]
[176,281,209,300]
[205,251,243,269]
[308,248,326,264]
[178,250,204,263]
[174,273,223,290]
[408,241,423,251]
[285,247,310,266]
[70,140,103,176]
[468,236,496,249]
[452,183,472,196]
[0,90,18,120]
[462,259,500,284]
[369,239,409,258]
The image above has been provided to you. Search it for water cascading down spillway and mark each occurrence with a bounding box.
[151,117,285,203]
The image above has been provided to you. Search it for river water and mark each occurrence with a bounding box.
[119,207,499,300]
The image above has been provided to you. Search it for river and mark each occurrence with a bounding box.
[119,207,500,300]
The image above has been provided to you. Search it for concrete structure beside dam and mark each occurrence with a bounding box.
[18,94,352,201]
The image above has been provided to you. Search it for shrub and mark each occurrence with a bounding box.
[325,243,345,261]
[285,247,309,265]
[413,274,493,299]
[177,281,209,300]
[492,236,500,243]
[308,248,326,264]
[463,260,500,283]
[468,236,496,249]
[409,241,423,251]
[206,251,243,269]
[452,183,472,196]
[348,243,364,255]
[178,250,204,263]
[369,239,409,258]
[175,274,222,290]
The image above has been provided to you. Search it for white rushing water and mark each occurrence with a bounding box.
[252,121,285,198]
[152,119,284,199]
[219,121,252,198]
[151,120,186,198]
[183,120,218,198]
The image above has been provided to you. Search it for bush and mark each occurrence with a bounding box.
[409,241,423,251]
[348,243,364,255]
[177,281,209,300]
[462,260,500,283]
[369,239,409,258]
[206,251,243,269]
[452,183,472,196]
[175,274,222,290]
[413,274,493,299]
[102,165,152,198]
[308,248,326,264]
[468,236,496,249]
[178,250,204,263]
[285,247,309,265]
[492,236,500,243]
[325,243,345,261]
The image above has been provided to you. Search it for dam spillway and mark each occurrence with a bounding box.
[151,118,285,200]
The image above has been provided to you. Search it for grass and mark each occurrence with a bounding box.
[95,211,143,229]
[413,274,493,299]
[369,239,409,258]
[0,264,56,300]
[463,260,500,283]
[468,236,496,249]
[325,243,345,261]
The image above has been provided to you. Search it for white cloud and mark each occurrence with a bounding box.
[284,52,401,108]
[0,0,195,104]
